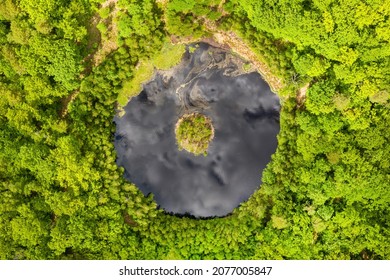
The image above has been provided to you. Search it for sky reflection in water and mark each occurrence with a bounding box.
[114,43,280,217]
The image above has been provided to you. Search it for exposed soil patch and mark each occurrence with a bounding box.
[297,82,310,108]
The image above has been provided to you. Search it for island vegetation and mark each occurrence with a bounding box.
[175,113,214,156]
[0,0,389,260]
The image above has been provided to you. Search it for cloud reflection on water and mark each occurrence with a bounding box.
[114,43,280,217]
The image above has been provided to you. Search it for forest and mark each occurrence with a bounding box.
[0,0,389,259]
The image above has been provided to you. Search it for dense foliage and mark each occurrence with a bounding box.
[175,113,214,156]
[0,0,389,260]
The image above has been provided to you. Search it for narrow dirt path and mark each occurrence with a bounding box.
[60,90,79,118]
[60,0,119,118]
[92,0,119,67]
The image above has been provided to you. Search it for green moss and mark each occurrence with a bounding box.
[175,113,214,156]
[242,63,251,71]
[152,42,186,70]
[117,61,154,106]
[188,46,196,53]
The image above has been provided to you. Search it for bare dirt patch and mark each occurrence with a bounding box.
[297,82,309,108]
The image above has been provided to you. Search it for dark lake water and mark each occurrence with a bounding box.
[114,43,280,217]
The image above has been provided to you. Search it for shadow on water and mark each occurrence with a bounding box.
[114,43,280,218]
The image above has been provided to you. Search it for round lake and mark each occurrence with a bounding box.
[114,43,280,217]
